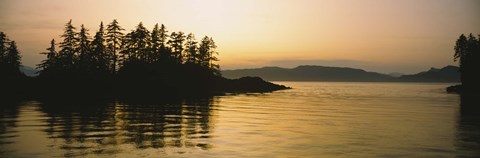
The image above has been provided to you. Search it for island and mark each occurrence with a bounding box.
[0,20,289,100]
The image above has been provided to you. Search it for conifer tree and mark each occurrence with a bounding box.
[198,36,219,75]
[454,33,480,88]
[185,33,198,63]
[0,32,8,64]
[454,34,467,73]
[6,41,22,72]
[151,24,161,62]
[158,24,169,59]
[91,22,110,74]
[0,33,23,77]
[37,39,57,74]
[58,20,79,70]
[77,24,92,71]
[106,19,125,73]
[168,31,185,63]
[135,22,151,62]
[119,31,135,65]
[119,23,151,64]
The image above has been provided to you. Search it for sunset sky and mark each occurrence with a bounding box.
[1,0,479,73]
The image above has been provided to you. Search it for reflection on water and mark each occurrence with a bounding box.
[0,82,479,157]
[456,95,480,157]
[0,99,215,157]
[0,101,19,148]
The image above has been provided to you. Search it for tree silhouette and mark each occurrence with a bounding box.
[151,24,162,63]
[58,20,79,71]
[453,33,480,90]
[4,41,22,75]
[185,33,198,64]
[1,19,287,99]
[198,36,220,75]
[0,32,8,64]
[120,22,151,65]
[37,39,58,75]
[106,19,125,74]
[454,34,467,79]
[33,19,287,98]
[168,31,186,63]
[0,32,22,77]
[135,22,151,63]
[0,32,29,99]
[77,24,92,72]
[91,22,111,75]
[158,24,169,60]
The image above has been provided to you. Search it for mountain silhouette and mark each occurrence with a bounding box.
[398,65,459,82]
[222,65,392,82]
[222,65,460,82]
[387,72,405,78]
[20,66,38,77]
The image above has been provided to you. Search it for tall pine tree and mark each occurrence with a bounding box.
[0,32,8,64]
[134,22,151,62]
[6,41,22,75]
[120,22,150,64]
[106,19,125,73]
[119,23,151,65]
[185,33,198,64]
[168,31,185,63]
[58,20,79,71]
[91,22,110,74]
[158,24,170,60]
[454,33,480,89]
[0,32,22,77]
[151,23,161,63]
[198,36,219,75]
[37,39,58,74]
[77,24,92,72]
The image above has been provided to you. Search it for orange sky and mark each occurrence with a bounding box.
[1,0,479,73]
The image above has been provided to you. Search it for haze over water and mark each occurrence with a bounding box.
[1,82,478,157]
[2,0,480,73]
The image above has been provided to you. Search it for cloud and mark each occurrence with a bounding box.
[0,19,61,31]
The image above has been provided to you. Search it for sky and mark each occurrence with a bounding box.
[1,0,479,74]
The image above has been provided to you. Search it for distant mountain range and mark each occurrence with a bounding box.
[387,72,405,78]
[397,65,459,82]
[222,65,460,82]
[20,66,38,77]
[22,65,460,82]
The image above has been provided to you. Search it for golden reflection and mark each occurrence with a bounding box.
[0,83,478,157]
[0,98,218,156]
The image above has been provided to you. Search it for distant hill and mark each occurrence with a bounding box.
[387,72,405,78]
[222,65,393,82]
[20,66,38,77]
[222,65,460,82]
[397,65,459,82]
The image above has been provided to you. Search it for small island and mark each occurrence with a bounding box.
[447,33,480,94]
[0,20,289,100]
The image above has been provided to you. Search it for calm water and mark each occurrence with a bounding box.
[1,82,479,158]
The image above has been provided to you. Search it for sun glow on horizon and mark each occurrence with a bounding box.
[1,0,479,73]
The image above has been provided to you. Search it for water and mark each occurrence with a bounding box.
[1,82,479,157]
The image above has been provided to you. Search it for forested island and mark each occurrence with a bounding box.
[0,20,289,100]
[447,33,480,94]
